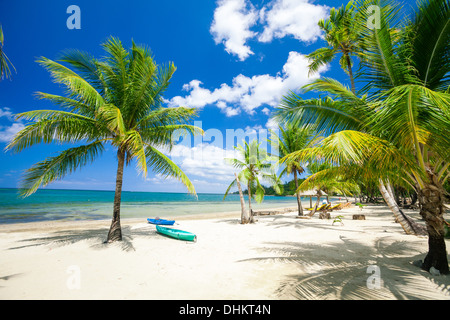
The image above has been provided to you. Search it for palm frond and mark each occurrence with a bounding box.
[6,110,107,153]
[124,130,147,177]
[19,141,105,197]
[307,47,337,75]
[406,0,450,90]
[137,107,198,130]
[0,25,16,80]
[223,177,238,200]
[37,57,106,110]
[145,145,196,195]
[97,103,126,136]
[58,49,108,97]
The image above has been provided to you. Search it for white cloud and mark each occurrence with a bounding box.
[261,107,271,115]
[258,0,329,43]
[0,122,25,143]
[0,107,14,119]
[0,107,24,143]
[210,0,329,60]
[210,0,259,61]
[167,51,328,115]
[169,143,238,182]
[266,117,279,130]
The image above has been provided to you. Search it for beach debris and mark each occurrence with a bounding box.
[332,215,344,226]
[429,267,441,276]
[253,207,297,216]
[319,212,331,219]
[353,214,366,220]
[412,260,423,268]
[355,202,365,211]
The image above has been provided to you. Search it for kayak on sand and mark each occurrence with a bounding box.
[147,218,175,225]
[156,225,197,242]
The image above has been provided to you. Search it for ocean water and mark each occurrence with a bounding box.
[0,188,333,224]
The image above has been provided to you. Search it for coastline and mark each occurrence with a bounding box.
[0,204,448,300]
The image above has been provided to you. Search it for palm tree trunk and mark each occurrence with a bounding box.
[235,173,249,224]
[342,191,348,202]
[308,190,322,217]
[107,148,125,242]
[378,180,426,236]
[417,171,449,274]
[345,53,356,94]
[247,181,255,223]
[294,170,304,216]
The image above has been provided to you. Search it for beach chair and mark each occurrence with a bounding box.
[318,204,331,212]
[306,203,327,211]
[330,203,343,211]
[341,202,351,208]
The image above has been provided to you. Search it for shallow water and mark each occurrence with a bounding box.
[0,188,336,224]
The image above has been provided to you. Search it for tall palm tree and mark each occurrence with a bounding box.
[224,139,281,224]
[6,37,202,242]
[0,25,16,80]
[277,0,450,274]
[268,124,320,216]
[307,1,360,93]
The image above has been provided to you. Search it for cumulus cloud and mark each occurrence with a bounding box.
[167,51,328,115]
[0,107,25,143]
[210,0,329,60]
[169,143,238,182]
[258,0,329,43]
[210,0,259,61]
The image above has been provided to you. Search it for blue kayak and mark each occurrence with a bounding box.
[147,218,175,225]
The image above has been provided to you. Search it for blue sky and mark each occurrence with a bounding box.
[0,0,417,194]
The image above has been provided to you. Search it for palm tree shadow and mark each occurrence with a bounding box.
[7,225,158,252]
[241,238,450,300]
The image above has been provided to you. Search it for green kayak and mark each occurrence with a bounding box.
[156,225,197,242]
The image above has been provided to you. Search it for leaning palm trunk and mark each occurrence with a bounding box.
[417,170,449,274]
[107,149,125,242]
[294,170,304,216]
[308,190,322,217]
[378,180,427,236]
[247,182,255,223]
[235,173,249,224]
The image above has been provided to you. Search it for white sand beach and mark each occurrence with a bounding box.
[0,204,449,300]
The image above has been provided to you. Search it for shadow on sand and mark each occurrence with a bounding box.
[240,237,449,300]
[6,225,158,252]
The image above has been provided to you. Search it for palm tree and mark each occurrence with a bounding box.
[0,25,16,80]
[307,1,360,93]
[224,139,281,224]
[268,124,320,216]
[6,37,202,242]
[277,0,450,274]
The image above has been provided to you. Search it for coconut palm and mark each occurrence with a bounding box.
[268,124,320,216]
[224,139,281,224]
[0,25,16,80]
[307,1,360,93]
[277,0,450,274]
[6,37,202,242]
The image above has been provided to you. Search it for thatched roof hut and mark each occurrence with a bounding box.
[298,189,327,208]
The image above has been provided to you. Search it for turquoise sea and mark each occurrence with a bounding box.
[0,188,332,224]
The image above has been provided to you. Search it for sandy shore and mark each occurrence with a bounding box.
[0,204,449,300]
